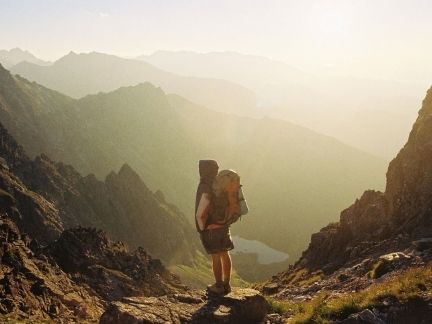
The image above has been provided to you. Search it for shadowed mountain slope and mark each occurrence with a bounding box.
[0,115,198,266]
[0,125,183,321]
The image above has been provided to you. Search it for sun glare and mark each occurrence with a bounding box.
[307,5,351,41]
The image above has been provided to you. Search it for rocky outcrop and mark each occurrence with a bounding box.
[0,214,104,321]
[0,210,185,322]
[100,288,269,324]
[0,128,63,244]
[45,227,183,301]
[386,87,432,237]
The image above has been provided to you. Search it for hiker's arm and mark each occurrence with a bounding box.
[196,193,210,231]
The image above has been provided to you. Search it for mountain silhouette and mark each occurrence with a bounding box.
[10,51,258,117]
[0,48,50,68]
[141,50,423,158]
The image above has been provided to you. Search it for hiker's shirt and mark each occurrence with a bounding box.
[195,193,210,231]
[196,193,226,231]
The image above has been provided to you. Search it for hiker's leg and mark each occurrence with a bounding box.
[220,250,232,284]
[211,252,223,284]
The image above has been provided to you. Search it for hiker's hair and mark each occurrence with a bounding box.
[212,169,240,197]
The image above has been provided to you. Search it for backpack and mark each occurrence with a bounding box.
[208,169,249,226]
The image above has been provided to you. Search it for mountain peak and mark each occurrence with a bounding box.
[104,163,151,194]
[55,51,78,63]
[118,163,137,177]
[0,48,50,68]
[9,47,30,55]
[419,86,432,117]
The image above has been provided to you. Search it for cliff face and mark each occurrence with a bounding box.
[0,125,62,244]
[294,87,432,272]
[386,87,432,237]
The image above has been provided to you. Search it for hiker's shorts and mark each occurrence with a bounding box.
[200,226,234,255]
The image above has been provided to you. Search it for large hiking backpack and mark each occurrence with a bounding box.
[208,169,249,226]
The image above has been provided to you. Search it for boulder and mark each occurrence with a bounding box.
[99,288,269,324]
[413,238,432,251]
[378,252,411,262]
[262,283,280,295]
[335,309,385,324]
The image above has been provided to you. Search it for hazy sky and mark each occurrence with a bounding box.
[1,0,431,82]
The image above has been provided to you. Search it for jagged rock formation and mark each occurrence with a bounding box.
[46,227,181,301]
[0,215,104,321]
[386,87,432,236]
[0,118,199,266]
[0,213,182,321]
[0,128,185,321]
[99,288,269,324]
[261,87,432,323]
[0,126,62,244]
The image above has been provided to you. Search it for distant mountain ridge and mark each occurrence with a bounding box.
[139,50,309,91]
[140,50,423,158]
[0,48,50,68]
[0,63,387,264]
[10,51,259,117]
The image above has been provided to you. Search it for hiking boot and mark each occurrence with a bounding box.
[207,282,225,295]
[223,282,232,294]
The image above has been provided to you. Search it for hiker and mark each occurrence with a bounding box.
[195,160,242,295]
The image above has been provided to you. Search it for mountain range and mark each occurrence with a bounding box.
[10,51,258,118]
[0,63,386,267]
[141,50,426,158]
[0,48,50,68]
[5,49,427,158]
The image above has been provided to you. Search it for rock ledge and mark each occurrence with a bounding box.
[99,288,269,323]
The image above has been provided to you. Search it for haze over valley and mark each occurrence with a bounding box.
[1,1,432,322]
